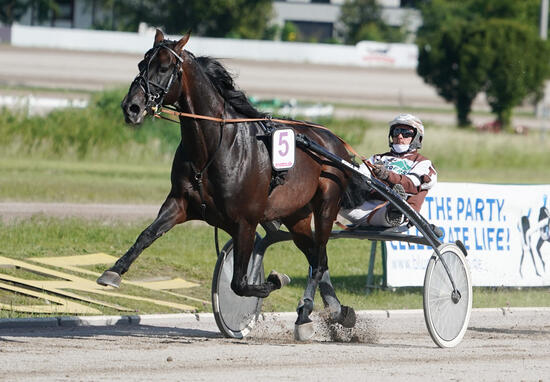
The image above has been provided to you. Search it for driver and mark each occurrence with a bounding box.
[340,113,437,227]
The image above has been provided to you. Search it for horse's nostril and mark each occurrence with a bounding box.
[129,104,141,115]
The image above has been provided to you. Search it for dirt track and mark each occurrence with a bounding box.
[0,202,159,223]
[1,309,550,381]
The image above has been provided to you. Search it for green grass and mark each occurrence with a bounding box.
[3,126,547,204]
[0,217,548,318]
[331,100,536,118]
[0,157,169,203]
[1,88,549,204]
[0,88,180,163]
[0,217,220,318]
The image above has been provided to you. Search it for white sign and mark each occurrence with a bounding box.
[386,183,550,287]
[272,129,295,170]
[355,41,418,69]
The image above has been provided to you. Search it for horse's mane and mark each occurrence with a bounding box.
[195,56,267,118]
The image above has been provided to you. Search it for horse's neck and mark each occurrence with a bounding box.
[177,62,227,168]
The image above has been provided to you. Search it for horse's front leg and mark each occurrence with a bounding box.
[230,222,290,298]
[97,196,187,287]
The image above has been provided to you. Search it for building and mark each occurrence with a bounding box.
[14,0,116,29]
[273,0,422,42]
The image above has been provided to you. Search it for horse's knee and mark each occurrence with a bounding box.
[311,266,328,280]
[137,228,155,244]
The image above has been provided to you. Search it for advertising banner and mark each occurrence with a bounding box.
[386,183,550,287]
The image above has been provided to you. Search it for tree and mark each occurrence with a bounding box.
[417,0,550,128]
[117,0,273,39]
[281,21,298,42]
[338,0,406,44]
[0,0,59,26]
[417,17,493,126]
[0,0,29,25]
[484,19,550,128]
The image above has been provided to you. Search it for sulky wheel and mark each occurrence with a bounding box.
[211,235,264,338]
[423,243,472,348]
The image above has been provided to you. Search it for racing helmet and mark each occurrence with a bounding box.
[388,113,424,151]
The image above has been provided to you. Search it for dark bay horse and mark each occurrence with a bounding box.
[97,30,356,339]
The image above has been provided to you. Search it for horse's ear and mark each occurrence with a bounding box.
[154,29,165,45]
[174,31,191,54]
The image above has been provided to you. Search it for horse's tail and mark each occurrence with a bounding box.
[341,171,371,210]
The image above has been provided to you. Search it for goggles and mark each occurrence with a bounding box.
[391,127,415,138]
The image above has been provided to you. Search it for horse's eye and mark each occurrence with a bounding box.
[159,66,170,74]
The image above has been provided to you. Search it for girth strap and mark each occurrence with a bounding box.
[189,110,225,221]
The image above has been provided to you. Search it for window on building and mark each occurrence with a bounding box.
[400,0,421,7]
[54,0,75,27]
[291,20,333,42]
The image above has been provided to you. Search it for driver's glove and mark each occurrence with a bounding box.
[372,163,389,180]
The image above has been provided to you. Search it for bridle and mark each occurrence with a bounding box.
[132,41,183,114]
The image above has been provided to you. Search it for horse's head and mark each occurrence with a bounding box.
[121,29,190,125]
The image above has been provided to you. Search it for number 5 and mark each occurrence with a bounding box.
[278,131,289,156]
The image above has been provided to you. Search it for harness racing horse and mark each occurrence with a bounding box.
[97,30,356,339]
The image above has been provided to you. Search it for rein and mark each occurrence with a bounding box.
[154,106,371,169]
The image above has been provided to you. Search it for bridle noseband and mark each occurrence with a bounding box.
[132,41,183,114]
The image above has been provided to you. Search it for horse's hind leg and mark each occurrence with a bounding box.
[319,270,356,328]
[97,196,186,287]
[282,212,320,339]
[299,184,356,336]
[283,209,354,340]
[298,251,355,332]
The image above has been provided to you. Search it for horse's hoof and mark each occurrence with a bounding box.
[294,321,314,341]
[338,305,356,328]
[267,270,291,289]
[97,271,122,288]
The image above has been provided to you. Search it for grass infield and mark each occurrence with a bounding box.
[0,217,549,318]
